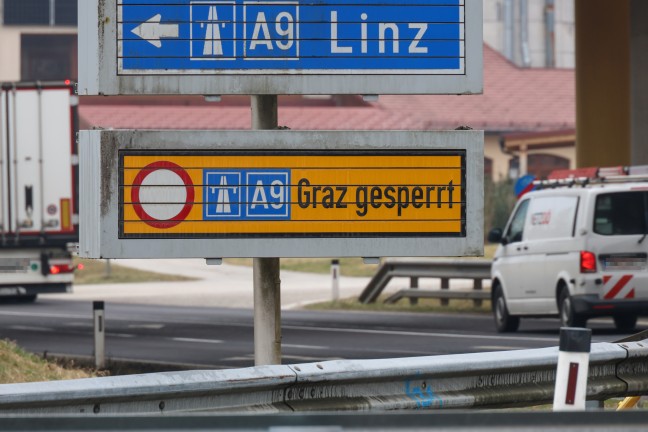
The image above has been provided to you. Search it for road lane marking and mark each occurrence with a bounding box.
[9,325,54,332]
[282,344,329,350]
[128,324,165,329]
[0,309,564,344]
[282,325,560,343]
[0,311,87,319]
[171,337,223,344]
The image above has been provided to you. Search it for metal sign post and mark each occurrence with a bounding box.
[77,0,484,370]
[251,95,281,366]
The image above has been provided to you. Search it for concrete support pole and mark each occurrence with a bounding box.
[575,0,631,168]
[93,301,105,369]
[252,95,281,366]
[631,0,648,165]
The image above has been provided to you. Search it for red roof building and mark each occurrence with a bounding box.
[80,45,576,181]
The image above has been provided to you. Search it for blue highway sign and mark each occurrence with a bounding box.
[118,0,465,75]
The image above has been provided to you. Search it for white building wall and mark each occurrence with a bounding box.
[483,0,575,69]
[0,28,21,81]
[554,0,575,68]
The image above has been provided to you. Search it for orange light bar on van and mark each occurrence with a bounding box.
[580,251,597,273]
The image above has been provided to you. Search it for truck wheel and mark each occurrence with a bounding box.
[613,314,637,332]
[20,294,37,303]
[559,289,586,328]
[0,294,36,304]
[492,285,520,332]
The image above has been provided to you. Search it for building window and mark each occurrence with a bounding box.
[484,157,493,179]
[21,34,77,81]
[3,0,77,26]
[528,154,570,179]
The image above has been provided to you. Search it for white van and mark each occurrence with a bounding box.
[488,168,648,332]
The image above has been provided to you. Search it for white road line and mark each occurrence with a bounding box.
[171,337,223,344]
[221,355,254,362]
[283,325,559,343]
[282,344,329,350]
[107,333,136,338]
[0,311,87,319]
[9,325,54,332]
[0,310,563,344]
[128,324,165,330]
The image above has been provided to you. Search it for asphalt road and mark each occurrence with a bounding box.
[0,298,639,370]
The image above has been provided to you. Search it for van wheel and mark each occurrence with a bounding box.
[559,289,586,328]
[492,285,520,332]
[613,314,637,332]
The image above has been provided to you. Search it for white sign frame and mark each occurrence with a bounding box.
[79,130,484,258]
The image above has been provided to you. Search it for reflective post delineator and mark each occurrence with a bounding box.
[331,259,340,303]
[93,301,105,369]
[553,327,592,411]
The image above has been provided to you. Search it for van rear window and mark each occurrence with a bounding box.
[594,192,647,235]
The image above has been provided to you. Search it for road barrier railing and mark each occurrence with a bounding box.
[0,339,646,415]
[359,259,492,306]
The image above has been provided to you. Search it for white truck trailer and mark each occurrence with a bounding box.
[0,82,78,302]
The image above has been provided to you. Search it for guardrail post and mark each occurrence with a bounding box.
[104,259,111,278]
[331,259,340,303]
[553,327,591,411]
[473,278,483,307]
[93,301,105,370]
[409,277,419,306]
[440,278,449,306]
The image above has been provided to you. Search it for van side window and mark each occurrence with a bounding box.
[505,199,530,244]
[594,192,646,235]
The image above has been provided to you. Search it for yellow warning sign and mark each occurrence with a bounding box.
[119,150,465,238]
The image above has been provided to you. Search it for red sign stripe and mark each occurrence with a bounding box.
[625,288,636,299]
[603,275,612,284]
[565,362,579,405]
[604,275,633,300]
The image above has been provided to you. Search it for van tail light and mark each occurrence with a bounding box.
[580,251,597,273]
[49,264,76,275]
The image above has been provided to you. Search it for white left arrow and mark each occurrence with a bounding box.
[131,14,180,48]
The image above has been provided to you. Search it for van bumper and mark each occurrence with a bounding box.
[572,294,648,316]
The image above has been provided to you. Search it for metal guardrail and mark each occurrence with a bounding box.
[0,339,646,415]
[4,411,648,431]
[359,259,492,306]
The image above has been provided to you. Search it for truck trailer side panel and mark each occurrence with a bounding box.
[0,82,78,299]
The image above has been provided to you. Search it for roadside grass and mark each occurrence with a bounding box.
[73,258,196,285]
[225,257,380,277]
[305,295,492,314]
[225,244,498,277]
[0,339,101,384]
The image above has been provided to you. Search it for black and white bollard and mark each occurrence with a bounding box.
[93,301,105,370]
[553,327,592,411]
[331,259,340,303]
